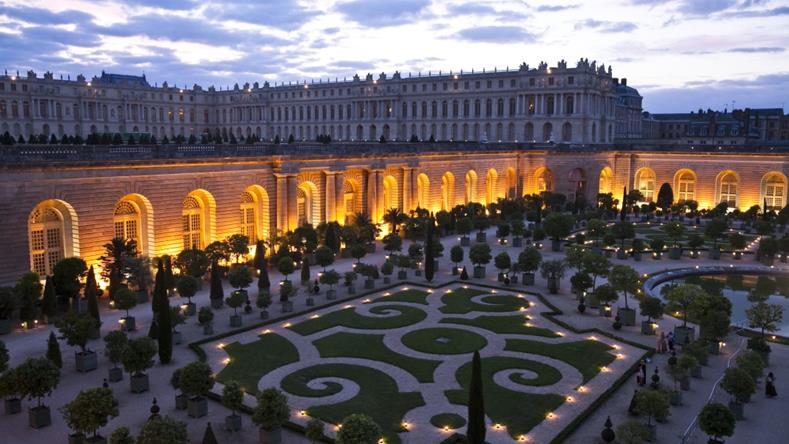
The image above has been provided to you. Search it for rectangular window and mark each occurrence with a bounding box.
[568,76,574,85]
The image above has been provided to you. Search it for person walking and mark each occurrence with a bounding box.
[667,332,675,351]
[657,332,667,353]
[766,372,778,398]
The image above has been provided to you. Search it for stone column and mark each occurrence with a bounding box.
[286,175,298,231]
[275,173,288,236]
[402,167,412,211]
[324,171,337,223]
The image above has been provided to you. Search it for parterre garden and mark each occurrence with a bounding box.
[207,284,641,443]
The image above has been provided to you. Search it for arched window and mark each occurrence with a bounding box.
[717,172,738,207]
[298,182,319,226]
[416,174,430,209]
[542,122,552,142]
[524,123,534,141]
[506,168,517,199]
[535,168,553,193]
[441,172,455,211]
[182,196,203,249]
[634,168,656,202]
[762,172,787,210]
[675,169,696,203]
[240,192,257,242]
[465,170,477,204]
[561,122,572,142]
[599,167,614,195]
[114,201,140,242]
[29,207,64,276]
[485,169,497,204]
[343,180,360,224]
[383,175,398,210]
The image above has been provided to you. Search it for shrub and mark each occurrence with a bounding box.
[735,350,765,381]
[305,418,325,443]
[616,420,649,444]
[178,361,214,398]
[137,416,187,444]
[103,330,128,368]
[222,380,244,415]
[17,357,60,406]
[56,312,96,353]
[109,427,135,444]
[252,388,289,430]
[721,367,756,403]
[121,337,157,376]
[197,306,214,325]
[61,387,119,438]
[698,402,736,441]
[634,388,670,425]
[336,413,382,444]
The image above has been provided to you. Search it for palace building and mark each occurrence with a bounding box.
[0,59,787,286]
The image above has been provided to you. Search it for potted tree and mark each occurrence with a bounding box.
[721,367,755,419]
[728,233,746,260]
[510,219,525,247]
[382,233,402,259]
[705,218,728,260]
[687,234,704,259]
[209,261,224,309]
[608,264,639,326]
[61,387,118,444]
[225,290,245,327]
[457,217,473,246]
[469,243,492,279]
[0,364,22,415]
[121,337,157,393]
[252,388,289,444]
[137,415,187,443]
[305,418,325,443]
[631,238,645,261]
[171,368,187,410]
[357,263,379,289]
[343,272,357,295]
[110,287,137,332]
[381,260,394,284]
[639,296,661,335]
[336,414,382,444]
[666,362,685,406]
[103,330,127,383]
[518,247,542,286]
[593,285,617,317]
[611,221,635,259]
[570,272,592,300]
[57,312,98,373]
[17,357,60,428]
[222,380,244,432]
[699,309,730,355]
[663,221,685,259]
[634,388,670,442]
[408,243,423,277]
[198,306,214,335]
[650,238,665,260]
[314,245,336,273]
[684,340,710,367]
[280,280,297,311]
[540,260,567,294]
[395,255,411,280]
[256,292,272,320]
[587,219,606,255]
[698,402,736,444]
[735,350,765,383]
[450,245,464,275]
[169,306,186,345]
[473,216,490,243]
[494,252,512,282]
[602,233,616,257]
[228,264,253,305]
[665,284,704,345]
[179,361,214,418]
[544,213,574,252]
[175,275,200,316]
[746,302,782,365]
[496,223,511,245]
[320,270,340,300]
[677,354,698,390]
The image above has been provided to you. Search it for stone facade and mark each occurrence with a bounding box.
[0,142,786,285]
[0,58,621,145]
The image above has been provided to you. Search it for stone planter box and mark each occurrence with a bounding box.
[326,290,337,300]
[641,320,656,335]
[708,248,721,260]
[136,291,149,304]
[521,273,535,286]
[673,325,695,346]
[633,252,642,261]
[76,350,98,373]
[69,433,86,444]
[728,400,744,420]
[512,237,523,247]
[210,298,224,309]
[691,365,702,378]
[383,276,391,284]
[473,266,486,279]
[476,232,487,243]
[680,375,690,391]
[306,297,314,307]
[4,397,21,415]
[669,247,682,260]
[28,405,51,429]
[547,277,559,294]
[348,286,356,295]
[461,236,470,247]
[108,366,123,383]
[86,436,107,444]
[187,396,208,418]
[414,269,422,277]
[617,307,636,326]
[225,413,242,432]
[652,252,662,260]
[670,390,682,406]
[185,302,196,316]
[259,427,282,444]
[616,250,627,260]
[121,316,136,332]
[281,301,294,312]
[175,393,188,410]
[551,239,562,252]
[397,270,408,280]
[364,279,375,289]
[130,373,149,393]
[172,331,182,345]
[0,319,15,335]
[203,323,214,335]
[229,314,242,327]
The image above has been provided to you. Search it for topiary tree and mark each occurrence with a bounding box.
[746,301,784,337]
[656,183,673,214]
[109,426,135,444]
[222,380,244,417]
[225,290,245,316]
[114,287,137,320]
[494,252,511,276]
[698,402,736,443]
[227,234,250,263]
[705,217,728,250]
[319,269,340,290]
[103,330,128,370]
[336,413,382,444]
[468,243,492,268]
[137,416,188,444]
[228,264,253,293]
[278,257,296,282]
[14,271,41,328]
[639,296,662,322]
[61,387,119,439]
[540,259,568,293]
[721,367,755,403]
[543,212,575,251]
[56,312,95,353]
[611,221,635,250]
[17,357,60,407]
[121,337,157,377]
[314,245,335,272]
[634,388,670,426]
[467,350,485,444]
[175,248,209,279]
[175,275,200,306]
[46,331,62,369]
[179,361,214,399]
[665,284,705,327]
[663,221,685,248]
[608,264,639,309]
[41,276,57,322]
[252,388,289,433]
[616,420,648,444]
[450,245,464,271]
[518,247,542,274]
[593,284,618,309]
[735,350,765,382]
[305,418,325,443]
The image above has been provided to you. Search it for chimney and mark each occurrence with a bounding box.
[621,78,627,86]
[613,78,619,85]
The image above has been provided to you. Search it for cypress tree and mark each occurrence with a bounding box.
[157,286,172,364]
[210,260,224,304]
[202,422,218,444]
[467,350,486,444]
[46,331,62,368]
[325,223,340,253]
[258,262,270,295]
[253,240,266,271]
[164,255,174,296]
[301,258,311,285]
[152,261,164,314]
[620,186,627,221]
[85,265,101,329]
[41,276,57,321]
[424,217,435,282]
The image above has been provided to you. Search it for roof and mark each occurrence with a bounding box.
[95,71,150,87]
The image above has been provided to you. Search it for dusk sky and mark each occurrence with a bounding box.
[1,0,787,113]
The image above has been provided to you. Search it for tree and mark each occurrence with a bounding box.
[104,330,128,369]
[582,253,610,289]
[99,238,138,299]
[109,427,135,444]
[634,388,669,426]
[115,287,137,320]
[175,248,209,278]
[728,233,746,251]
[138,416,188,444]
[225,290,245,316]
[252,388,289,431]
[319,270,340,289]
[656,183,673,213]
[46,331,62,368]
[663,221,685,247]
[616,420,649,444]
[425,217,436,282]
[121,337,157,376]
[61,387,119,438]
[305,418,325,443]
[383,208,406,234]
[608,265,640,309]
[494,252,511,275]
[85,266,102,329]
[179,361,214,398]
[665,284,705,327]
[467,350,485,444]
[705,217,728,249]
[468,243,492,267]
[570,272,593,295]
[721,367,756,403]
[746,302,784,337]
[314,245,335,271]
[205,240,231,265]
[227,234,250,263]
[543,212,574,243]
[593,284,618,307]
[57,312,96,353]
[337,414,382,444]
[156,283,173,364]
[640,297,663,322]
[324,222,341,253]
[450,245,464,270]
[14,272,41,327]
[0,340,8,373]
[17,357,60,407]
[53,257,87,307]
[41,276,57,320]
[736,350,765,382]
[175,275,199,306]
[228,264,253,292]
[611,221,635,250]
[278,257,296,282]
[540,259,568,281]
[222,380,244,417]
[698,403,735,442]
[518,247,542,273]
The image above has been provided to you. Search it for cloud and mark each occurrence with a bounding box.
[535,4,579,12]
[455,26,537,43]
[719,5,789,17]
[207,0,318,30]
[727,47,784,53]
[336,0,430,27]
[575,19,637,33]
[678,0,737,14]
[0,5,94,25]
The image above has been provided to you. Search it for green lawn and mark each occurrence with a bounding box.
[439,287,527,314]
[401,327,488,355]
[281,363,424,444]
[215,333,300,394]
[445,356,566,439]
[504,339,615,383]
[441,315,560,338]
[430,413,466,430]
[289,304,427,336]
[313,332,441,382]
[373,288,431,305]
